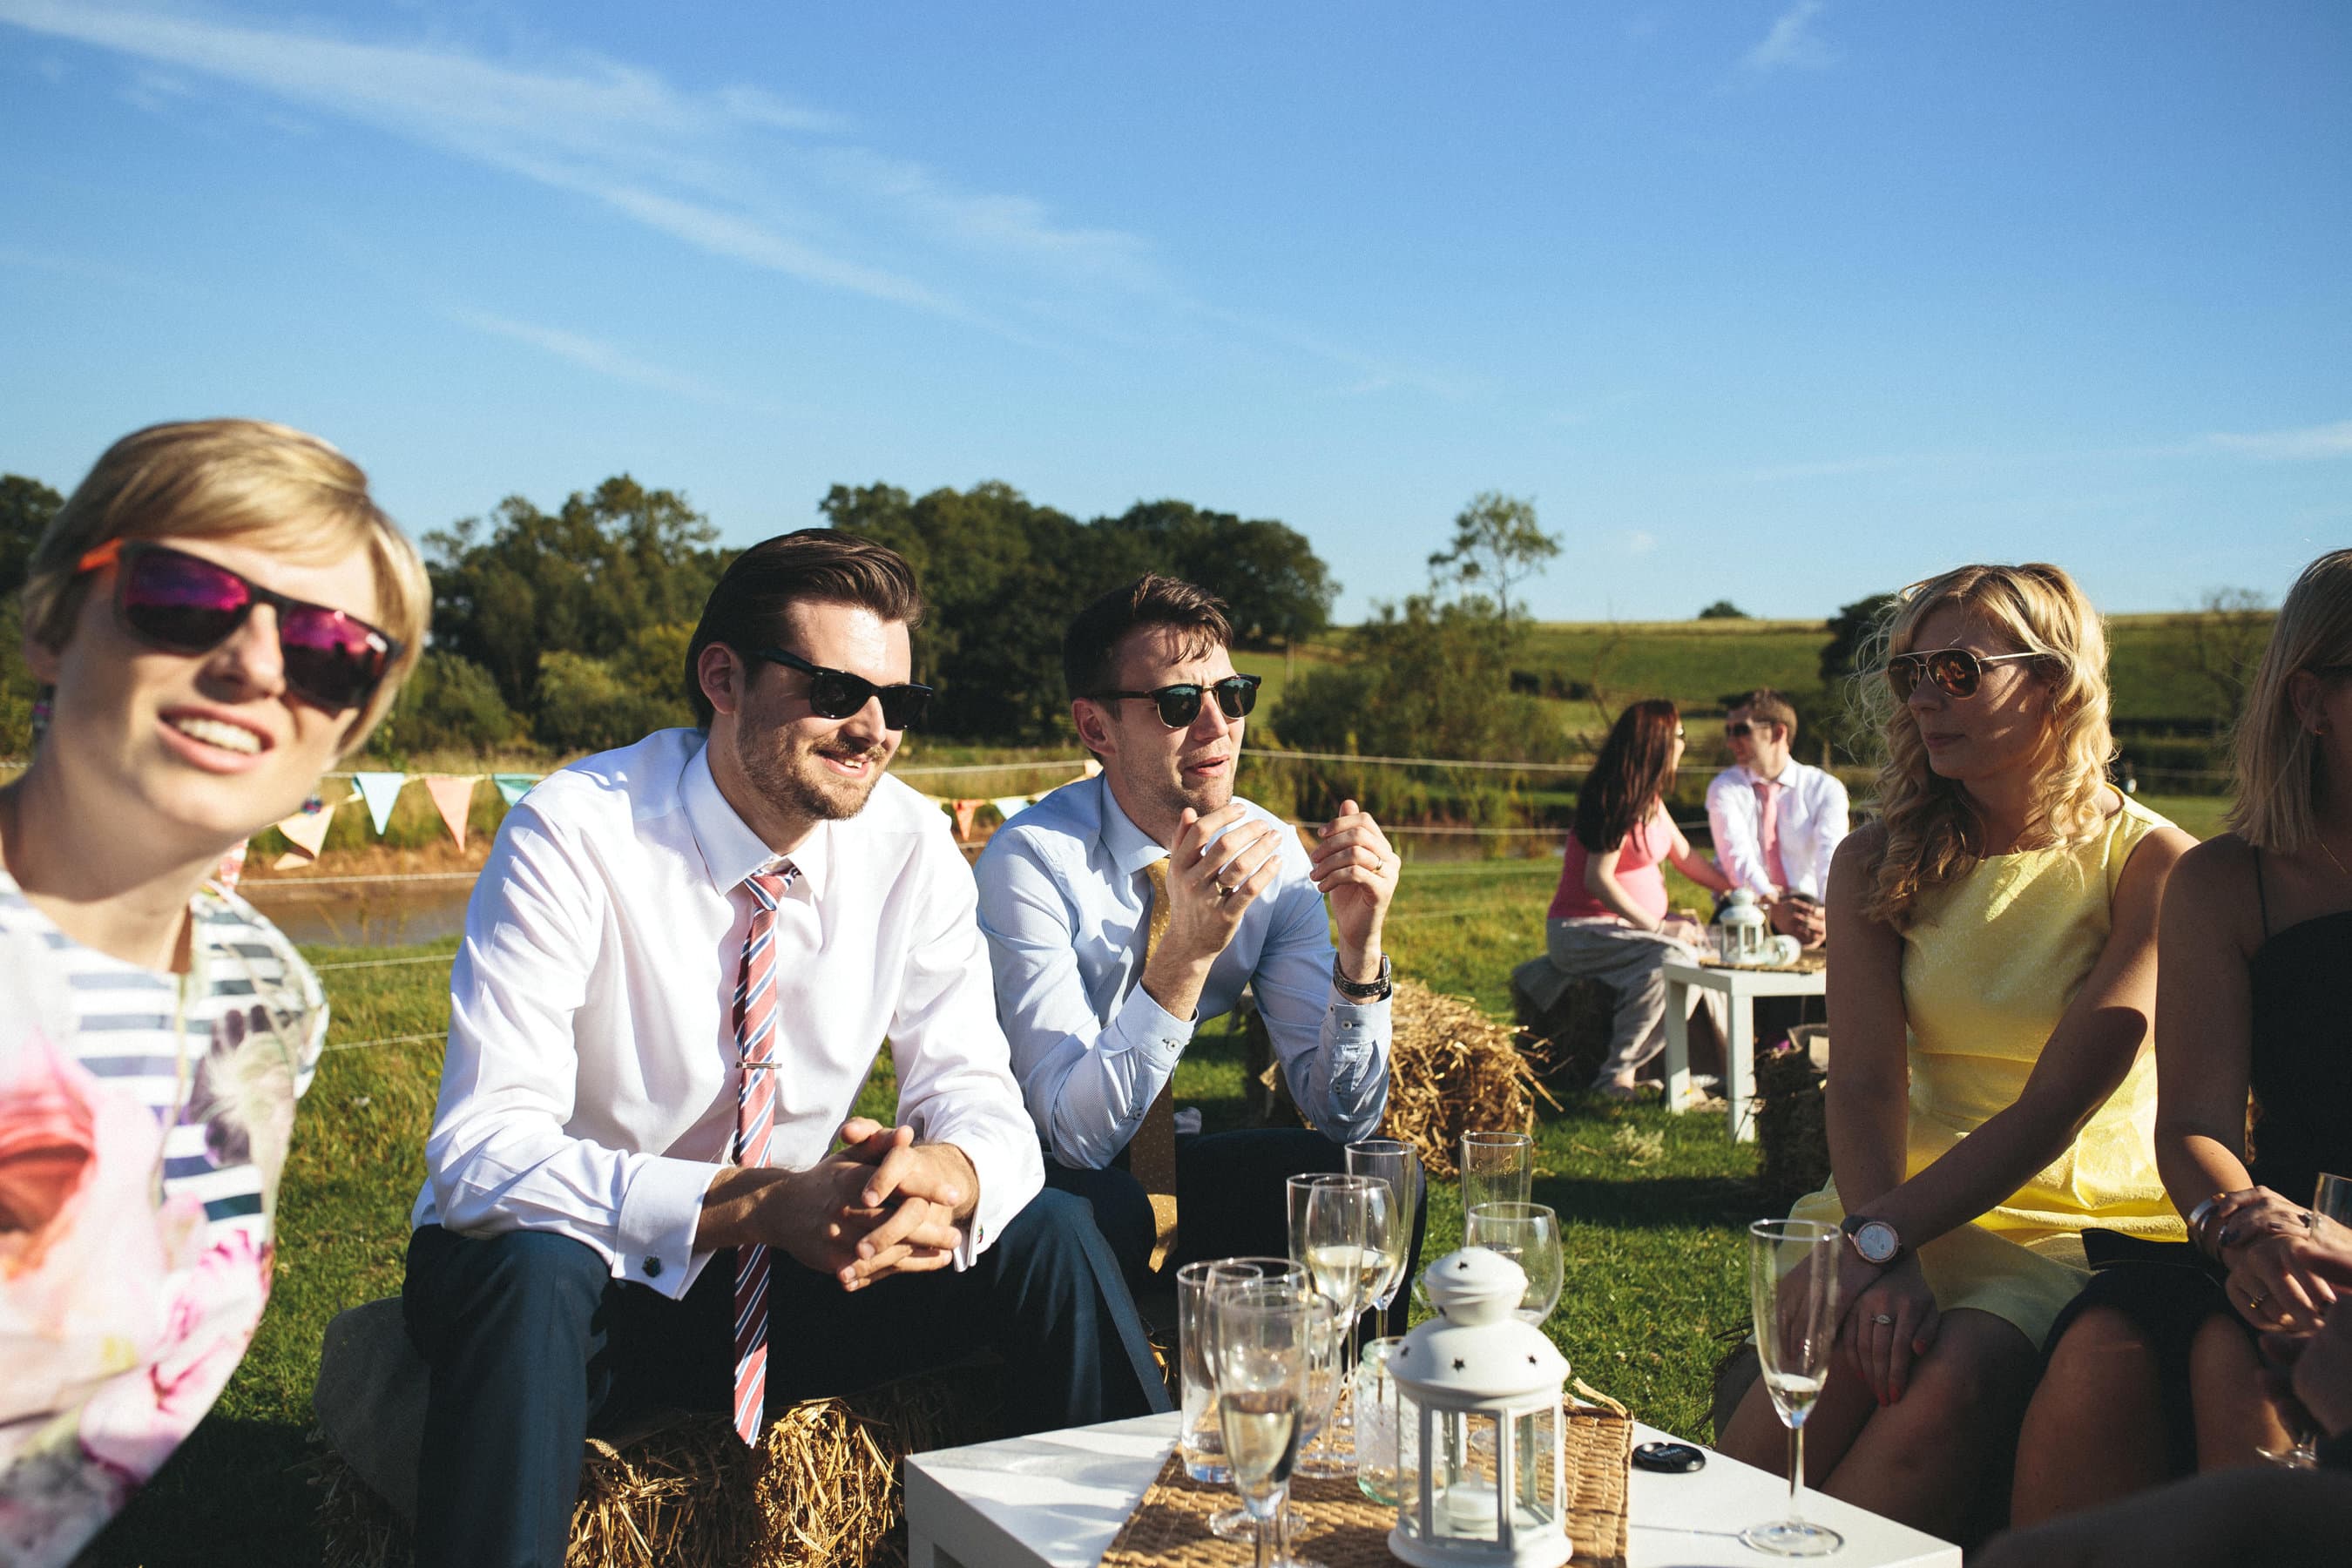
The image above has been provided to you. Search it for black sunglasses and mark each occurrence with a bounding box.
[753,646,933,730]
[77,537,400,714]
[1091,674,1261,729]
[1888,647,2042,701]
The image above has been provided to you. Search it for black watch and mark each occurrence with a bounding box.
[1842,1214,1903,1266]
[1333,954,1392,1002]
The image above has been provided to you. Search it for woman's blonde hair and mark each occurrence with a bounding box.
[2227,549,2352,854]
[20,419,430,754]
[1855,562,2114,929]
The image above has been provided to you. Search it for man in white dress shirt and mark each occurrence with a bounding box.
[974,575,1419,1317]
[402,532,1167,1568]
[1705,688,1848,946]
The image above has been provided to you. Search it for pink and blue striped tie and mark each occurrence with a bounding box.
[731,866,794,1445]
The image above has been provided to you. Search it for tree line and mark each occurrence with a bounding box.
[0,471,1336,759]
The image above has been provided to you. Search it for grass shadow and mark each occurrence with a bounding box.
[78,1416,322,1568]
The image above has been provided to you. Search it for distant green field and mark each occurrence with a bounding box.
[1265,611,2260,756]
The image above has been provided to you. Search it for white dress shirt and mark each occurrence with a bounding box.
[411,728,1043,1300]
[972,775,1389,1170]
[1705,759,1851,901]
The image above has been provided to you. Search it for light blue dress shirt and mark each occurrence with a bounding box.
[973,775,1390,1170]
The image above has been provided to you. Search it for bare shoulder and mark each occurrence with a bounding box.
[2160,831,2256,909]
[1829,819,1887,879]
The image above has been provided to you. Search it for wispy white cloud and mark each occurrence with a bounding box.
[1625,530,1658,555]
[2202,419,2352,461]
[1743,0,1835,73]
[443,308,738,406]
[0,0,1125,326]
[0,242,196,295]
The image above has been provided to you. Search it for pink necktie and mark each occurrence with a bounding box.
[1754,780,1789,891]
[732,866,794,1445]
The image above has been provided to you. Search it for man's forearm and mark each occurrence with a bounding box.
[695,1165,795,1253]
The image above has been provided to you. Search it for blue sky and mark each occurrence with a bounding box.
[3,1,2346,622]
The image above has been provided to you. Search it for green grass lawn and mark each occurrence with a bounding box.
[84,792,2230,1565]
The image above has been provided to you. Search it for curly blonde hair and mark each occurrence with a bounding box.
[1854,562,2115,929]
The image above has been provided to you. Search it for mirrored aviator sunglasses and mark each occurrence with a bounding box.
[1887,647,2041,701]
[754,646,933,730]
[1096,674,1262,728]
[78,538,400,713]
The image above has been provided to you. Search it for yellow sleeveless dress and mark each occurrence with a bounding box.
[1790,794,2186,1347]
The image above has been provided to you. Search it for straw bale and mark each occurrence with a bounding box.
[1382,978,1553,1179]
[314,1360,1000,1568]
[1753,1031,1830,1208]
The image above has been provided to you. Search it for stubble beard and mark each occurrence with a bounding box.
[739,728,890,824]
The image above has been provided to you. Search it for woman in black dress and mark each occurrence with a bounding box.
[2012,547,2352,1524]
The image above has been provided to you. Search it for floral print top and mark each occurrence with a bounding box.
[0,870,325,1567]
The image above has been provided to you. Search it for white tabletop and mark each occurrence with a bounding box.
[905,1412,1958,1568]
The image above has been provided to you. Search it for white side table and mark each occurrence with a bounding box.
[905,1410,1957,1568]
[1659,956,1826,1144]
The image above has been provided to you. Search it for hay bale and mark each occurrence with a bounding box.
[314,1361,1001,1568]
[1507,960,1616,1096]
[1753,1029,1830,1208]
[1382,978,1552,1179]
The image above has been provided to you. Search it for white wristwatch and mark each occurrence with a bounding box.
[1842,1215,1903,1266]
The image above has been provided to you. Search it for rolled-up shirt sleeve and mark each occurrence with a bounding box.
[1799,774,1849,901]
[975,837,1195,1170]
[1253,843,1389,1144]
[888,829,1045,1264]
[422,801,721,1299]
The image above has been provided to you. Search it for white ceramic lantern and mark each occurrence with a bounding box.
[1712,888,1772,967]
[1388,1248,1571,1568]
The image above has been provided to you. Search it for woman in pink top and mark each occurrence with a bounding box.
[1543,700,1734,1098]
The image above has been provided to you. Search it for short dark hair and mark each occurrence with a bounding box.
[1737,687,1799,742]
[685,529,924,727]
[1062,573,1234,702]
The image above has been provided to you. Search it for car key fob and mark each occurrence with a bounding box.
[1631,1440,1707,1473]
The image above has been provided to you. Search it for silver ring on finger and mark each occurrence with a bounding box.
[1871,1312,1894,1326]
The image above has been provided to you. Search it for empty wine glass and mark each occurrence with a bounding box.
[1742,1219,1845,1558]
[1461,1131,1533,1220]
[1464,1202,1564,1325]
[1212,1278,1313,1568]
[1346,1139,1422,1344]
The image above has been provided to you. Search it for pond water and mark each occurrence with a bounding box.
[239,878,476,948]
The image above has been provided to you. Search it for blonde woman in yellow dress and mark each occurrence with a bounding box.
[1718,563,2194,1543]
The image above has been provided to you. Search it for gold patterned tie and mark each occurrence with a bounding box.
[1132,859,1182,1273]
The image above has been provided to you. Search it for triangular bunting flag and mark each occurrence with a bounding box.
[273,851,313,871]
[275,794,339,861]
[493,774,537,808]
[990,795,1032,825]
[424,776,477,851]
[353,772,408,836]
[1082,758,1103,779]
[951,799,983,839]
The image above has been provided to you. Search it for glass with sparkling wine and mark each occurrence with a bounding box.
[1742,1219,1845,1558]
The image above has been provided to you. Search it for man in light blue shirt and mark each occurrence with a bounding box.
[975,574,1416,1312]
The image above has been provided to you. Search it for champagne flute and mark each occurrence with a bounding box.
[1461,1131,1533,1219]
[1464,1202,1564,1325]
[2258,1173,2352,1469]
[1297,1175,1392,1475]
[1741,1219,1845,1558]
[1205,1258,1308,1539]
[1213,1278,1312,1568]
[1346,1139,1422,1344]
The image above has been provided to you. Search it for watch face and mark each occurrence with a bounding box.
[1855,1220,1900,1264]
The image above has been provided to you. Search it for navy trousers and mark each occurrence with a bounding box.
[1042,1126,1429,1338]
[402,1187,1168,1568]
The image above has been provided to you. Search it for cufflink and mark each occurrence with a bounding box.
[642,1256,663,1278]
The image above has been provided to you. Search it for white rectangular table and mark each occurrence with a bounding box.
[1660,957,1827,1144]
[905,1411,1957,1568]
